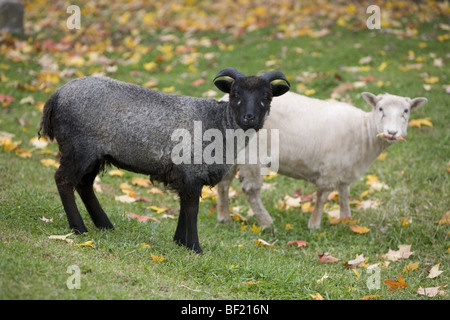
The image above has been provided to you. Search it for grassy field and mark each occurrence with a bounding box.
[0,1,448,301]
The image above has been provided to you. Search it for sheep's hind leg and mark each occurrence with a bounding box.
[308,187,331,229]
[55,166,87,234]
[75,167,114,230]
[338,183,351,219]
[173,193,202,254]
[216,164,237,224]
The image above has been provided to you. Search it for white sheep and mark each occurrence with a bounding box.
[216,91,427,229]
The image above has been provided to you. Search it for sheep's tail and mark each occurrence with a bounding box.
[38,92,58,141]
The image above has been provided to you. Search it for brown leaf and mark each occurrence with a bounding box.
[349,225,370,234]
[126,212,160,223]
[384,274,408,291]
[316,252,340,263]
[286,240,308,248]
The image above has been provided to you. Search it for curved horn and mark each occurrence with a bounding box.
[260,70,291,87]
[213,67,246,82]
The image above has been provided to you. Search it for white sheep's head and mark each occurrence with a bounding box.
[362,92,428,142]
[214,68,290,130]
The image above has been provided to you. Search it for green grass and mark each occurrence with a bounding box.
[0,2,449,300]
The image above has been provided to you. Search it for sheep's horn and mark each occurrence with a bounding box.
[261,70,290,87]
[213,68,246,82]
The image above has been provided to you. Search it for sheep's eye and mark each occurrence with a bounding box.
[404,109,409,113]
[379,107,383,112]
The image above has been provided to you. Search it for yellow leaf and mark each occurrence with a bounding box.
[118,12,131,25]
[74,240,96,249]
[378,61,388,71]
[310,293,324,300]
[301,202,314,213]
[243,280,262,285]
[377,152,387,161]
[423,76,439,84]
[250,224,261,234]
[15,147,32,158]
[436,211,450,225]
[131,177,151,188]
[349,225,370,234]
[400,217,412,227]
[148,187,164,195]
[403,262,419,274]
[139,242,151,249]
[40,158,60,168]
[143,61,157,71]
[361,295,382,300]
[352,268,360,280]
[108,169,124,177]
[285,223,293,230]
[151,254,164,263]
[30,136,48,149]
[255,238,276,249]
[147,205,168,214]
[408,117,433,128]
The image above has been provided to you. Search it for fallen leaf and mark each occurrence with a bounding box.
[344,254,365,268]
[385,245,414,261]
[151,253,164,263]
[349,225,370,234]
[108,169,124,177]
[114,194,136,203]
[403,262,419,273]
[131,177,151,187]
[361,295,382,300]
[310,292,324,300]
[40,158,60,168]
[384,274,408,291]
[436,211,450,225]
[427,264,444,279]
[148,187,164,194]
[250,224,261,234]
[30,136,48,149]
[301,202,314,213]
[408,117,433,128]
[286,240,308,248]
[417,285,446,297]
[127,212,160,223]
[255,238,276,249]
[74,240,96,249]
[39,216,53,223]
[243,280,262,285]
[147,205,168,214]
[316,252,340,263]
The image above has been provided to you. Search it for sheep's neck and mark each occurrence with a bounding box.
[363,113,392,162]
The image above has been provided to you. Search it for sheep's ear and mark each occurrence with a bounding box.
[271,82,290,97]
[361,92,380,108]
[214,79,233,94]
[409,97,427,110]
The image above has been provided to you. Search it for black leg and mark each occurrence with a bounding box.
[173,194,202,254]
[75,170,114,230]
[55,167,87,234]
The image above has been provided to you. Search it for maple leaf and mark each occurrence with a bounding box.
[349,225,370,234]
[310,293,324,300]
[131,177,151,188]
[344,254,365,268]
[286,240,308,248]
[384,274,408,291]
[403,262,419,273]
[108,169,124,177]
[417,285,447,298]
[255,238,276,249]
[408,117,433,128]
[384,245,414,261]
[126,212,160,223]
[147,205,168,214]
[427,264,444,279]
[316,252,340,263]
[151,254,164,263]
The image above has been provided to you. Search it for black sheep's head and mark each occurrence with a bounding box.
[214,68,290,130]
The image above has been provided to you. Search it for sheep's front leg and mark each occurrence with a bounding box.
[308,187,331,229]
[173,195,202,254]
[239,164,273,227]
[338,183,351,219]
[216,164,237,224]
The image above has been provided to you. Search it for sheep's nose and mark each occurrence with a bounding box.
[388,129,398,136]
[242,114,256,124]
